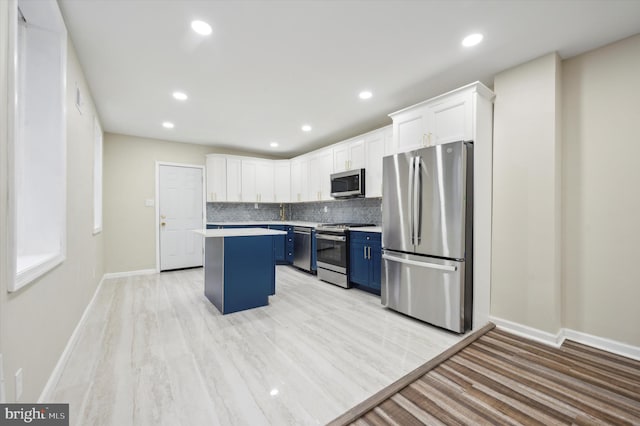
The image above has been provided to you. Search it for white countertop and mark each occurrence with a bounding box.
[349,226,382,233]
[194,228,288,238]
[206,221,320,228]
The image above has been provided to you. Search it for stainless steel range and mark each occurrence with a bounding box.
[316,223,373,288]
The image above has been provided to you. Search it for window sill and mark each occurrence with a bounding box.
[13,252,65,292]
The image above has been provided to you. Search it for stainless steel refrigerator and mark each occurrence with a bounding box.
[382,141,473,333]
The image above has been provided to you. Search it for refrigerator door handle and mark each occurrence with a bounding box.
[409,156,415,245]
[415,156,422,244]
[382,254,457,272]
[412,156,421,245]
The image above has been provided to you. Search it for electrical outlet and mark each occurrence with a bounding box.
[15,368,23,401]
[324,206,328,213]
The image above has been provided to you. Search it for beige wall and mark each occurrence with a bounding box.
[103,134,267,273]
[0,4,104,402]
[562,34,640,346]
[491,53,563,334]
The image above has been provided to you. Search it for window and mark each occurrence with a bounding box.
[9,0,67,291]
[93,116,103,234]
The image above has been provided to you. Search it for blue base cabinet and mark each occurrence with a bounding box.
[349,232,381,295]
[268,225,288,264]
[311,229,317,272]
[285,226,294,264]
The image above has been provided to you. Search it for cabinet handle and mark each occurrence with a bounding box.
[363,246,367,259]
[423,132,433,147]
[368,246,371,259]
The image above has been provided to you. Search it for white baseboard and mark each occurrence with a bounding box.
[489,316,563,347]
[562,328,640,361]
[490,316,640,361]
[38,274,107,403]
[102,269,157,279]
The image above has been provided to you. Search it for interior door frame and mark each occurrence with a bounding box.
[155,161,206,273]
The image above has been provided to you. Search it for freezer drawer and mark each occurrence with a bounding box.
[381,250,470,333]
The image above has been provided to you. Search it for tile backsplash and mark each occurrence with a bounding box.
[207,202,288,222]
[289,198,382,225]
[206,197,382,225]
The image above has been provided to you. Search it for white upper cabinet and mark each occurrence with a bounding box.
[308,148,334,201]
[425,90,473,144]
[242,159,274,202]
[383,124,395,156]
[290,156,309,202]
[333,138,365,173]
[364,128,386,198]
[226,157,242,202]
[256,161,275,202]
[273,160,291,203]
[240,159,257,202]
[391,104,430,153]
[389,82,492,153]
[205,155,227,202]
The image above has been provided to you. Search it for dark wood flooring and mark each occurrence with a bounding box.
[330,327,640,425]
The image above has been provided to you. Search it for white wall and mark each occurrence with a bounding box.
[562,34,640,346]
[491,35,640,349]
[103,134,275,273]
[0,2,104,402]
[491,53,563,335]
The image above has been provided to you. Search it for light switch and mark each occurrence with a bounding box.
[145,199,155,207]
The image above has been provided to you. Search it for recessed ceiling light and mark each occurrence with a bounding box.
[191,20,212,36]
[270,142,279,148]
[172,91,188,101]
[462,33,483,47]
[162,121,175,129]
[301,124,312,132]
[359,91,373,100]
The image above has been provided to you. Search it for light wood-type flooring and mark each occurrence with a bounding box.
[338,328,640,425]
[51,266,463,425]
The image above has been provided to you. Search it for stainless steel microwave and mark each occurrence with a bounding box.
[330,169,365,198]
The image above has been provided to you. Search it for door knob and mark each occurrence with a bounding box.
[161,222,166,227]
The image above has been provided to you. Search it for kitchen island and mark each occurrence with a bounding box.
[194,228,287,314]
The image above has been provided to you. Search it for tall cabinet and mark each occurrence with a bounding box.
[388,81,495,331]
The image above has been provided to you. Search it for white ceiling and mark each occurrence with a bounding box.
[58,0,640,157]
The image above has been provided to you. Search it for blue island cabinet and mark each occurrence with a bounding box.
[349,232,382,295]
[203,233,278,314]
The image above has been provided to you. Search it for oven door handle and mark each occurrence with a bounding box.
[316,234,347,242]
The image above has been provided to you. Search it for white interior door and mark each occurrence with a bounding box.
[159,164,204,271]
